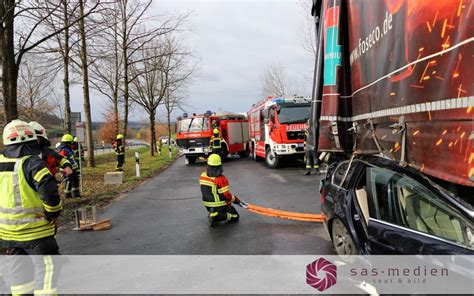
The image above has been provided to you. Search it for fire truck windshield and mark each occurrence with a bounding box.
[178,118,210,133]
[277,105,310,124]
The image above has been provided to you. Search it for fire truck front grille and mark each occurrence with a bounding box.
[286,131,305,140]
[176,137,210,148]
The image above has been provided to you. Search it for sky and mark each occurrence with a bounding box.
[69,0,314,122]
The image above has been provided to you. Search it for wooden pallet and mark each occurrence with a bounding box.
[73,206,111,231]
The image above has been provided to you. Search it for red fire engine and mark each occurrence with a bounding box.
[248,96,312,168]
[176,112,250,164]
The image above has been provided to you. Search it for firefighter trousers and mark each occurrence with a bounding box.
[116,154,125,171]
[305,150,320,172]
[1,236,61,296]
[206,205,239,222]
[65,170,80,198]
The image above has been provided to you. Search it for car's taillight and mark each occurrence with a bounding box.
[321,188,325,205]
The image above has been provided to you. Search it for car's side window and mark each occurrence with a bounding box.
[392,175,467,246]
[367,167,471,248]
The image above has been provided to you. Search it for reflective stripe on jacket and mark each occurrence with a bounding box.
[211,137,222,149]
[199,172,236,207]
[0,155,60,241]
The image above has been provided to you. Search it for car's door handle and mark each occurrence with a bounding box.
[372,238,402,253]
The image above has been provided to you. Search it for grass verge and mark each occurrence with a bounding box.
[61,146,178,221]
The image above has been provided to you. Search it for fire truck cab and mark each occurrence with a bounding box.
[248,96,311,168]
[176,112,250,164]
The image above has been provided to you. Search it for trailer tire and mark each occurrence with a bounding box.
[265,147,280,168]
[185,156,197,165]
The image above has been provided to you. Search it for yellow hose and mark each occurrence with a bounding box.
[246,204,324,222]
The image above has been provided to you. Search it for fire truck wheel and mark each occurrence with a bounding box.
[265,147,280,168]
[186,156,197,165]
[238,150,249,158]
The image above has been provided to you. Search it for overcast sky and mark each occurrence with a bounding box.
[69,0,314,122]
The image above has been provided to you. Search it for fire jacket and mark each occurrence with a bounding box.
[41,146,71,176]
[57,143,78,170]
[0,152,62,242]
[113,141,125,155]
[211,136,222,149]
[199,172,240,207]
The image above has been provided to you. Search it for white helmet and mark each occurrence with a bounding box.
[29,121,48,140]
[2,119,37,146]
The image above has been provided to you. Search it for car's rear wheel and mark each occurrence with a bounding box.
[331,218,357,256]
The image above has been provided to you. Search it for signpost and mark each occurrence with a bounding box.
[75,121,85,193]
[135,152,140,177]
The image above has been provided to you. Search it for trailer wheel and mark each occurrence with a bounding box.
[265,147,280,168]
[185,156,197,165]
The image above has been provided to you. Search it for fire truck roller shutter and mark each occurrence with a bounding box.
[241,122,250,142]
[227,122,244,144]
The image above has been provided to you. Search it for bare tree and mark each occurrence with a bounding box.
[116,0,186,141]
[162,90,184,158]
[298,0,317,56]
[130,44,170,156]
[89,4,123,135]
[262,62,287,97]
[0,0,99,123]
[17,58,56,122]
[78,0,95,167]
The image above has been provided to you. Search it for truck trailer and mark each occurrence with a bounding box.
[248,96,311,168]
[176,112,250,164]
[309,0,473,194]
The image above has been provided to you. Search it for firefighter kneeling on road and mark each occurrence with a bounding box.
[0,120,62,295]
[199,154,248,226]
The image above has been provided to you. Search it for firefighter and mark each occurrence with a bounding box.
[71,137,84,170]
[58,134,81,198]
[29,121,73,179]
[210,128,223,156]
[199,154,247,226]
[0,119,62,295]
[304,121,320,176]
[113,134,125,171]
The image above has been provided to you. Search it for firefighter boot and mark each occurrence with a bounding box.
[304,171,311,176]
[208,209,218,227]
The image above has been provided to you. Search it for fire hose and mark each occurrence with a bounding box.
[238,202,324,223]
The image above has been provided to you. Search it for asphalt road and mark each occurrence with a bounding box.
[57,156,335,255]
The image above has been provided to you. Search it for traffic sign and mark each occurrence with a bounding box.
[75,121,85,143]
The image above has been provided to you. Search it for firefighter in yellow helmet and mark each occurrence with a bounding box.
[0,119,62,295]
[113,134,125,171]
[57,133,80,197]
[199,154,248,226]
[210,128,223,156]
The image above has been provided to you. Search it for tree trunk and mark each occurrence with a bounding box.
[113,11,120,135]
[167,109,172,158]
[121,6,129,144]
[79,0,95,167]
[149,111,155,157]
[62,0,72,133]
[1,0,19,122]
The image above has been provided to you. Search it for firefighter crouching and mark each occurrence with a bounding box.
[30,121,73,180]
[199,154,247,226]
[113,134,125,171]
[304,121,320,176]
[58,134,81,198]
[0,120,62,295]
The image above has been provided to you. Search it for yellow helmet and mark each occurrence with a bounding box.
[2,119,37,146]
[116,134,124,139]
[29,121,48,140]
[207,154,222,166]
[213,128,219,134]
[61,134,74,142]
[73,137,78,142]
